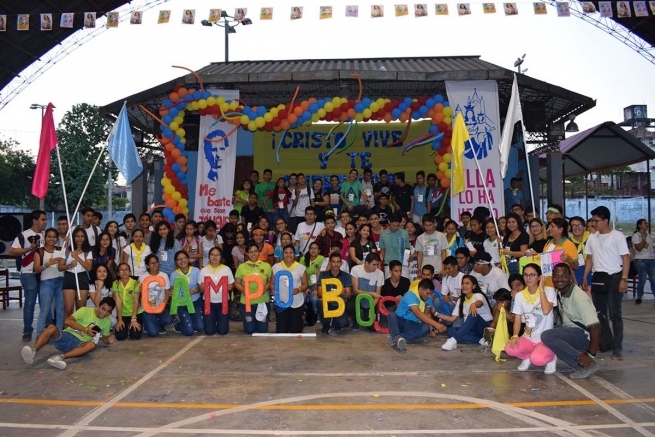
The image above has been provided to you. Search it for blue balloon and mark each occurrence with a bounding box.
[391,108,401,119]
[354,103,365,113]
[428,125,438,133]
[431,132,445,150]
[163,129,173,138]
[256,106,267,116]
[177,102,186,110]
[163,99,173,108]
[443,101,450,107]
[412,111,421,120]
[176,171,185,179]
[419,106,428,116]
[317,99,325,108]
[303,111,312,121]
[403,97,413,106]
[193,91,202,100]
[361,97,371,107]
[169,107,179,117]
[182,151,189,158]
[434,94,444,103]
[202,90,211,99]
[162,115,173,125]
[172,163,181,172]
[309,103,319,113]
[426,98,435,108]
[398,103,407,112]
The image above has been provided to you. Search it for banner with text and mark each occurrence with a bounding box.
[519,250,564,277]
[194,89,239,228]
[253,120,435,182]
[445,81,504,219]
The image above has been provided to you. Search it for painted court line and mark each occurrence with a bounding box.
[557,373,655,437]
[57,336,204,437]
[1,422,655,435]
[593,375,655,415]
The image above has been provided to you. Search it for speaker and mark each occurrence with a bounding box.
[0,214,25,256]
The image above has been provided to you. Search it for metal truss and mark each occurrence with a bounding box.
[543,1,655,66]
[0,0,171,112]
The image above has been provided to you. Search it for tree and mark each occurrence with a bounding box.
[45,104,113,210]
[0,138,37,207]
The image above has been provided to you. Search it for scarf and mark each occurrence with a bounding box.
[521,287,540,306]
[130,243,146,266]
[571,231,589,258]
[280,261,299,272]
[205,264,226,277]
[175,267,194,284]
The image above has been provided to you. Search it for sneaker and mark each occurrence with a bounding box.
[159,327,167,335]
[321,326,330,335]
[351,323,360,332]
[570,360,599,379]
[441,338,457,351]
[173,324,182,333]
[396,337,407,351]
[544,357,557,375]
[388,335,396,347]
[22,332,32,342]
[479,337,490,347]
[47,354,67,370]
[635,298,642,305]
[21,346,36,365]
[518,358,531,371]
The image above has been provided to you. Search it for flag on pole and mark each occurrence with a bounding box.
[451,112,469,197]
[107,102,143,183]
[499,73,526,178]
[32,103,57,199]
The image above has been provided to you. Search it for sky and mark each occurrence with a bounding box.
[1,0,654,157]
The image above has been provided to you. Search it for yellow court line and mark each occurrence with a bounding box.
[1,398,654,410]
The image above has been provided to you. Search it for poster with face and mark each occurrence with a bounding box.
[617,1,632,17]
[208,9,222,22]
[0,15,6,32]
[415,4,428,16]
[483,3,497,14]
[260,8,273,20]
[84,12,96,28]
[345,5,359,17]
[182,9,195,24]
[634,1,649,17]
[504,3,518,15]
[320,6,333,19]
[457,3,471,15]
[234,8,247,21]
[291,6,303,20]
[395,4,409,16]
[599,2,613,17]
[435,4,449,15]
[556,2,570,17]
[650,2,655,14]
[17,14,30,30]
[130,11,142,24]
[107,12,119,27]
[40,13,52,30]
[371,5,384,17]
[533,2,547,15]
[158,10,170,24]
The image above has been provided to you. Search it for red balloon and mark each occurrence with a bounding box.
[178,186,188,194]
[438,147,447,156]
[332,108,342,118]
[418,96,428,106]
[172,177,181,187]
[383,102,394,112]
[264,122,273,131]
[272,117,281,126]
[443,138,452,147]
[347,99,356,108]
[411,102,421,111]
[278,110,287,119]
[445,131,453,139]
[377,109,386,118]
[165,170,175,179]
[438,122,448,132]
[164,164,171,172]
[340,103,349,112]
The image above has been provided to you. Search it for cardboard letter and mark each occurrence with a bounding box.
[170,276,195,316]
[244,274,264,313]
[141,275,167,314]
[203,275,229,315]
[321,278,345,318]
[355,293,374,327]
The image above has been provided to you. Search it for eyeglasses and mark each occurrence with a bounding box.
[149,261,159,265]
[523,273,538,278]
[176,257,188,261]
[530,225,542,229]
[210,253,221,257]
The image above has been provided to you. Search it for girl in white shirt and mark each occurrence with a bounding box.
[89,264,117,327]
[58,227,94,321]
[122,229,152,279]
[271,244,309,333]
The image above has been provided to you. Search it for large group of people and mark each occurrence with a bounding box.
[12,168,649,378]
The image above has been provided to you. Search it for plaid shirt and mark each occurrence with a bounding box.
[315,231,343,257]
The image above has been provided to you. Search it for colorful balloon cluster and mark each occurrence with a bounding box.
[155,85,456,218]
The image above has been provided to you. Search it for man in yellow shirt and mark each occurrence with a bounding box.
[21,297,116,370]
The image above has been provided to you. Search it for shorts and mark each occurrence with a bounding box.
[63,271,90,290]
[50,329,86,353]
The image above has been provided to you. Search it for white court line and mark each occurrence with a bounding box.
[57,336,204,437]
[2,421,655,435]
[556,373,655,437]
[128,391,593,437]
[593,375,655,415]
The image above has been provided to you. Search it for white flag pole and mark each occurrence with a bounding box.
[55,145,80,301]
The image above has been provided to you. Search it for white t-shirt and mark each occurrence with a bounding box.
[441,272,464,297]
[453,293,493,322]
[89,284,112,300]
[138,272,170,307]
[293,186,312,217]
[272,262,307,308]
[198,265,234,303]
[584,230,629,274]
[65,250,93,274]
[319,258,350,273]
[513,287,557,343]
[84,225,102,247]
[201,235,224,267]
[472,267,510,297]
[40,249,65,280]
[416,231,449,274]
[632,232,655,260]
[483,239,502,264]
[350,264,385,306]
[11,229,44,274]
[294,221,325,254]
[123,245,152,278]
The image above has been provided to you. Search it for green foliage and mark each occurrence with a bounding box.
[45,104,113,210]
[0,138,37,207]
[92,195,129,211]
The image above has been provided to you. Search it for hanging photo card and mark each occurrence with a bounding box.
[415,4,428,16]
[83,12,96,28]
[291,6,303,20]
[208,9,222,22]
[395,4,409,16]
[346,5,359,17]
[260,7,273,20]
[483,3,497,14]
[371,5,384,17]
[107,12,119,27]
[130,11,142,24]
[556,2,570,17]
[158,10,171,24]
[504,3,518,15]
[533,2,547,15]
[182,9,195,24]
[435,4,449,15]
[634,1,649,17]
[17,14,30,30]
[40,13,53,30]
[457,3,471,15]
[234,8,247,21]
[599,2,613,17]
[320,6,333,19]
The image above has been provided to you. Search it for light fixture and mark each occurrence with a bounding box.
[565,114,579,133]
[200,12,253,63]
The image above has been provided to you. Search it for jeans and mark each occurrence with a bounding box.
[115,313,144,340]
[541,327,589,371]
[203,301,230,336]
[276,305,304,333]
[240,303,269,334]
[272,208,288,225]
[21,273,41,334]
[318,299,349,331]
[388,311,430,341]
[591,273,624,356]
[308,286,319,314]
[176,297,205,336]
[36,277,64,338]
[447,315,490,344]
[636,258,655,299]
[142,307,173,337]
[507,261,519,275]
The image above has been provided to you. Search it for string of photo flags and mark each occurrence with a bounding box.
[1,2,653,32]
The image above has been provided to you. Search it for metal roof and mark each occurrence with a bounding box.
[99,56,596,142]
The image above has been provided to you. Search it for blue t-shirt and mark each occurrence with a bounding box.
[274,245,299,260]
[413,185,429,217]
[157,240,182,276]
[319,269,352,293]
[395,291,429,323]
[170,267,200,302]
[505,188,524,213]
[326,186,342,215]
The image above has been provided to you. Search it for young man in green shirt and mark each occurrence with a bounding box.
[340,169,366,216]
[21,297,117,370]
[255,168,276,224]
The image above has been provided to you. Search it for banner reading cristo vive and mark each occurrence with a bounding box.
[445,81,504,218]
[194,89,239,228]
[253,120,434,178]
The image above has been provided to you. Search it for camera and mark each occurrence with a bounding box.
[27,234,41,245]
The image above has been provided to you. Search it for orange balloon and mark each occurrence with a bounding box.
[434,103,444,112]
[399,113,409,122]
[162,193,171,201]
[347,108,356,118]
[293,106,303,116]
[340,112,349,122]
[172,149,181,159]
[433,113,445,124]
[428,109,435,118]
[160,137,171,145]
[178,88,188,98]
[447,146,452,153]
[300,101,309,111]
[169,92,180,102]
[435,155,443,164]
[383,113,393,123]
[166,199,176,208]
[288,113,298,124]
[173,206,183,214]
[165,143,175,152]
[440,178,451,188]
[405,107,412,114]
[177,156,187,165]
[307,97,317,104]
[280,120,290,130]
[273,125,281,132]
[159,109,169,116]
[181,165,187,173]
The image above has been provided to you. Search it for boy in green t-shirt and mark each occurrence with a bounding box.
[21,297,117,370]
[340,169,365,214]
[234,242,274,334]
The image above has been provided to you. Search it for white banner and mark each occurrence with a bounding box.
[194,89,239,228]
[445,81,504,219]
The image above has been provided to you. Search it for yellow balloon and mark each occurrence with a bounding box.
[444,169,451,179]
[183,207,189,215]
[255,117,265,128]
[206,96,216,106]
[311,113,320,123]
[228,100,239,110]
[443,153,451,164]
[220,102,229,113]
[161,178,169,186]
[172,191,182,201]
[443,116,452,125]
[376,98,385,108]
[270,107,279,117]
[264,112,273,122]
[165,185,175,194]
[317,108,326,118]
[176,128,186,138]
[169,121,179,131]
[180,137,186,144]
[355,113,364,122]
[216,96,225,105]
[178,198,188,208]
[324,102,334,113]
[191,102,199,111]
[198,99,207,109]
[438,162,449,172]
[240,115,250,125]
[173,116,184,125]
[362,108,372,118]
[443,106,453,117]
[186,103,194,111]
[332,97,341,107]
[178,111,185,118]
[370,103,379,113]
[248,121,257,131]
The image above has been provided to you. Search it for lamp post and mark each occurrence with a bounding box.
[201,11,252,63]
[30,103,53,212]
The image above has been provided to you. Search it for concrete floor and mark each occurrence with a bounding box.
[0,290,654,436]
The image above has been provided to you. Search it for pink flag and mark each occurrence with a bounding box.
[32,103,58,199]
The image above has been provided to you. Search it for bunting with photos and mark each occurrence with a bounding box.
[533,2,547,15]
[17,14,29,30]
[599,2,612,17]
[182,9,195,24]
[617,2,631,18]
[372,5,384,17]
[435,4,449,15]
[84,12,96,28]
[235,8,248,21]
[61,13,74,28]
[457,3,471,15]
[158,10,171,24]
[483,3,496,14]
[40,14,53,30]
[504,3,518,15]
[415,4,428,16]
[346,5,359,17]
[107,12,119,27]
[651,1,655,14]
[0,15,6,32]
[581,2,596,14]
[556,2,570,17]
[208,9,222,22]
[395,4,409,16]
[260,8,273,20]
[320,6,333,19]
[635,1,649,17]
[291,6,303,19]
[131,11,143,24]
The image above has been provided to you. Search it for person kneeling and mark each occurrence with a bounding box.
[21,297,117,370]
[388,279,446,351]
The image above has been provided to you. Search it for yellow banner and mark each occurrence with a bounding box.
[254,120,434,182]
